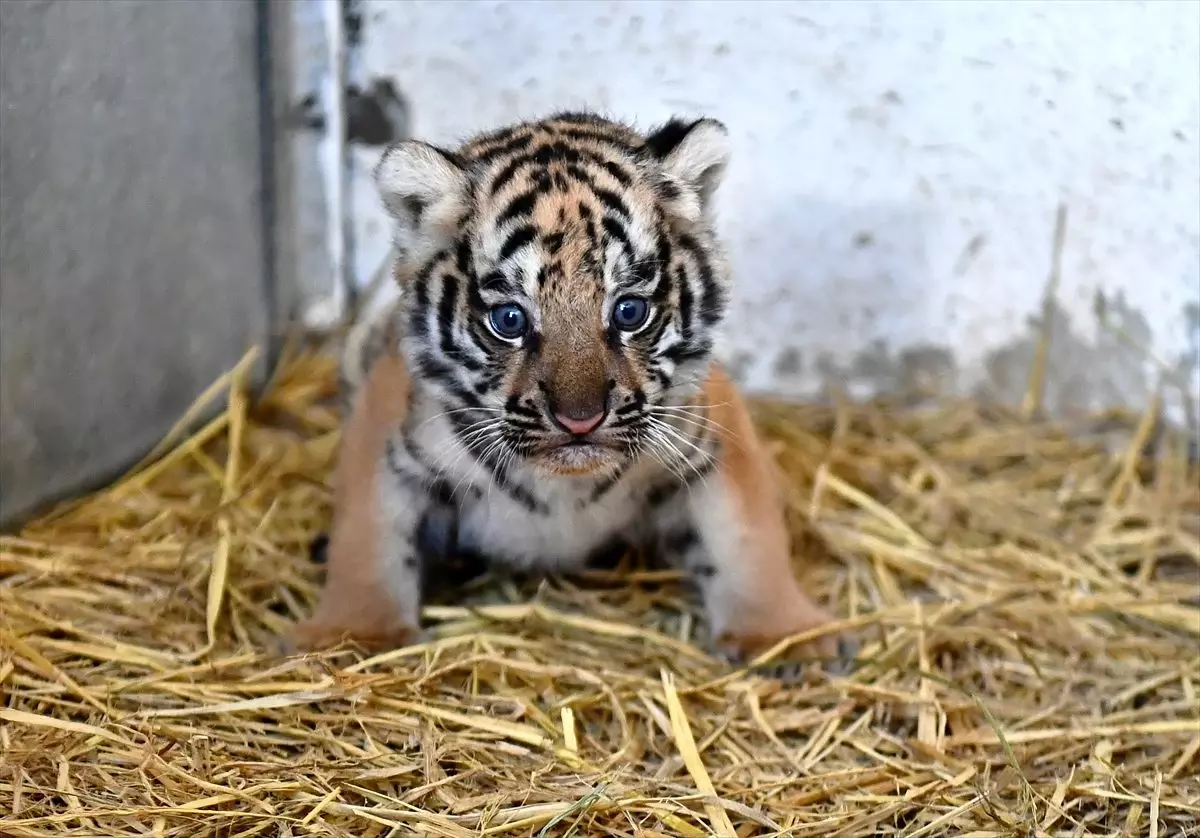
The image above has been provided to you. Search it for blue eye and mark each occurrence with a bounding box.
[488,303,528,339]
[612,297,650,331]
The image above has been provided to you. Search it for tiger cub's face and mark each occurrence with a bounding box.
[375,112,732,478]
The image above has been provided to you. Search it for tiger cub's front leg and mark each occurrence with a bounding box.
[657,368,846,668]
[283,351,428,654]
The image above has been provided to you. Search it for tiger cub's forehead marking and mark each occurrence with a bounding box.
[463,118,661,297]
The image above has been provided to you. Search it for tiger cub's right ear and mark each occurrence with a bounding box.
[373,141,469,265]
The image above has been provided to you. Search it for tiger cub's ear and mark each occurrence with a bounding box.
[373,141,470,266]
[644,117,730,222]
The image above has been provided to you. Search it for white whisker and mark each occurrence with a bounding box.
[643,430,689,488]
[651,420,712,483]
[411,404,503,437]
[650,405,743,451]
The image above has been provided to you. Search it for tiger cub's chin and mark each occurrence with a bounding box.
[534,442,625,478]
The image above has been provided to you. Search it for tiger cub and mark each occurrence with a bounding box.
[284,111,849,669]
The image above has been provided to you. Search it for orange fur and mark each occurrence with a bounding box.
[700,367,839,660]
[285,348,421,653]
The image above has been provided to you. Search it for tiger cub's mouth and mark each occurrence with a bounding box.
[537,439,624,477]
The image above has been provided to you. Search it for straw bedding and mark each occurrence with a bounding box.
[2,341,1197,837]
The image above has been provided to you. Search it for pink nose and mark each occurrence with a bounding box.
[554,410,606,436]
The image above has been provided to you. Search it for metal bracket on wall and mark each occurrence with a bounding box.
[273,0,351,334]
[278,0,410,336]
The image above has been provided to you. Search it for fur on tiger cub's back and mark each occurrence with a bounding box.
[286,111,852,671]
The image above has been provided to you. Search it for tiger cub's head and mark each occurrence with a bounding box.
[375,111,732,478]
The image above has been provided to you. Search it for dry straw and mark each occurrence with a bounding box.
[2,335,1197,837]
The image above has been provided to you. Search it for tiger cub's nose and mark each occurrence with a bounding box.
[552,407,607,436]
[546,381,611,437]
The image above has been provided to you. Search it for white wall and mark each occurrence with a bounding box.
[348,0,1199,421]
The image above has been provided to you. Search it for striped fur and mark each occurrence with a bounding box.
[285,112,848,668]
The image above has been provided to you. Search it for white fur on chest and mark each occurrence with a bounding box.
[457,477,642,571]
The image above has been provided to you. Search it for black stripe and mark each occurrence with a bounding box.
[535,169,555,193]
[470,370,504,397]
[661,526,700,556]
[652,235,674,303]
[563,163,592,185]
[646,483,672,508]
[592,186,632,220]
[504,393,541,419]
[437,274,461,355]
[601,160,634,187]
[466,273,488,315]
[463,311,495,357]
[488,461,545,514]
[577,203,600,253]
[535,141,582,165]
[432,146,469,169]
[601,216,634,261]
[587,464,629,503]
[561,156,634,190]
[630,257,657,286]
[407,307,428,343]
[663,340,710,365]
[489,155,529,196]
[455,238,473,275]
[412,260,436,308]
[497,188,538,227]
[678,233,725,326]
[499,225,537,262]
[479,271,518,298]
[451,353,485,374]
[675,264,695,341]
[473,130,534,164]
[543,232,565,255]
[413,352,482,407]
[614,389,645,417]
[435,319,486,373]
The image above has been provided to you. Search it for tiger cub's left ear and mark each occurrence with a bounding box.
[644,117,731,221]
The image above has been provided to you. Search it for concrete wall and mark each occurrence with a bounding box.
[0,0,277,527]
[342,0,1199,424]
